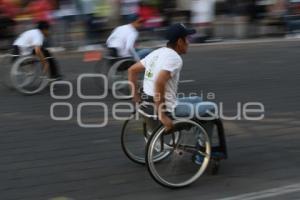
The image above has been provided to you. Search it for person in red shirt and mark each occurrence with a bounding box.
[26,0,54,23]
[138,2,162,29]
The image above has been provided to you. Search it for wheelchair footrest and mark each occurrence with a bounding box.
[211,147,227,160]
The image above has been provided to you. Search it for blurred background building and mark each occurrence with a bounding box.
[0,0,300,50]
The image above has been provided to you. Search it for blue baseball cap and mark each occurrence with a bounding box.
[166,23,196,43]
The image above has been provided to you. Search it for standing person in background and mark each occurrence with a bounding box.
[79,0,96,44]
[190,0,216,42]
[79,0,112,44]
[26,0,54,23]
[0,0,19,48]
[120,0,140,24]
[285,0,300,38]
[53,0,80,48]
[138,2,163,30]
[232,0,251,39]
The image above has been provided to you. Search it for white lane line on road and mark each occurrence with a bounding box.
[179,80,195,83]
[218,183,300,200]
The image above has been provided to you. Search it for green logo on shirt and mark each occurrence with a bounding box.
[145,70,153,78]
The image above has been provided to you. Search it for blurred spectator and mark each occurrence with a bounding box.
[120,0,140,24]
[190,0,216,42]
[79,0,97,44]
[94,0,112,19]
[53,0,80,48]
[0,0,19,48]
[26,0,54,23]
[138,2,163,29]
[267,0,287,17]
[263,0,287,26]
[231,0,252,39]
[285,0,300,37]
[0,0,19,18]
[80,0,112,44]
[54,0,79,19]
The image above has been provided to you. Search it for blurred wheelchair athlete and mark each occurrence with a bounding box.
[0,21,63,95]
[94,15,152,98]
[12,21,62,80]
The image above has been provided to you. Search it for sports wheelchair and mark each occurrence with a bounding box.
[121,95,228,188]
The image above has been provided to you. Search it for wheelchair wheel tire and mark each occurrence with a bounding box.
[0,54,16,89]
[107,59,135,99]
[10,56,49,95]
[121,116,173,165]
[146,119,212,188]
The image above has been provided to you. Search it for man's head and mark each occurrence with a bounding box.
[129,14,145,30]
[37,21,50,37]
[166,23,196,54]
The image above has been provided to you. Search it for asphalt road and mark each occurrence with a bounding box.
[0,40,300,200]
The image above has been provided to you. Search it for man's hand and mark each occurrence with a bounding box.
[35,46,48,75]
[133,93,141,104]
[154,70,173,132]
[160,113,174,132]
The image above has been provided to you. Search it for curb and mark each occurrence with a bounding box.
[1,37,299,57]
[189,37,300,47]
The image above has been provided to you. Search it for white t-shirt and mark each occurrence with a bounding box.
[13,29,44,55]
[141,47,183,111]
[106,24,138,57]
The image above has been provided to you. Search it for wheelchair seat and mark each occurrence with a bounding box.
[138,101,158,120]
[105,47,133,63]
[104,55,133,62]
[104,53,135,72]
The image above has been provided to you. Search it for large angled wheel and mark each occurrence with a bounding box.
[107,59,135,99]
[94,57,110,88]
[10,56,49,95]
[121,114,175,165]
[0,54,17,89]
[146,119,211,188]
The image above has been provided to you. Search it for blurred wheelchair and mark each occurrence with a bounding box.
[0,51,50,95]
[94,48,136,98]
[121,95,228,188]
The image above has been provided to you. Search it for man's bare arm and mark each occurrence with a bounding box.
[128,62,145,103]
[34,46,48,74]
[155,70,174,131]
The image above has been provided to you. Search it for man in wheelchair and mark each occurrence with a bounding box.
[106,14,151,61]
[12,21,62,80]
[128,23,219,164]
[129,23,216,129]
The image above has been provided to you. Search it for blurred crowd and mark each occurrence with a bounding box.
[0,0,300,50]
